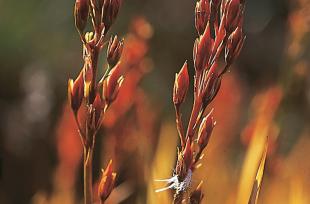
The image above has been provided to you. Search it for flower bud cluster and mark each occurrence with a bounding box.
[168,0,246,202]
[69,1,123,202]
[74,0,121,35]
[69,0,124,145]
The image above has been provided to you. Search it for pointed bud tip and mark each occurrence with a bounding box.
[103,62,123,104]
[173,61,189,105]
[68,72,84,113]
[74,0,89,33]
[197,111,215,149]
[98,160,117,202]
[107,35,124,67]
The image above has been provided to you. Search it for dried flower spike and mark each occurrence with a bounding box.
[98,160,117,203]
[69,0,124,203]
[166,0,246,203]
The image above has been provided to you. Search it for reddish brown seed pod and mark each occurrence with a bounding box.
[201,67,222,106]
[193,23,213,72]
[195,0,210,35]
[224,0,242,33]
[173,61,190,105]
[68,71,84,114]
[102,62,124,104]
[74,0,89,33]
[225,26,245,66]
[107,35,124,67]
[102,0,121,33]
[93,93,104,126]
[197,111,215,150]
[98,160,117,202]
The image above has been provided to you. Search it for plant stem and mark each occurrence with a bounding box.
[186,98,201,141]
[84,146,94,204]
[174,105,185,147]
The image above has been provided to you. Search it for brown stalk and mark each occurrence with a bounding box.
[69,0,124,204]
[170,0,246,203]
[174,105,186,147]
[84,146,94,204]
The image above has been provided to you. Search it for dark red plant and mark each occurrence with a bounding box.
[157,0,246,203]
[68,0,124,203]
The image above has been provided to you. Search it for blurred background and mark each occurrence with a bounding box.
[0,0,310,203]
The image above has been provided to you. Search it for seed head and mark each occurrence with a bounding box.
[173,61,190,106]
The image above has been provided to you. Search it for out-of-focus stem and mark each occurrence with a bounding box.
[84,146,94,204]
